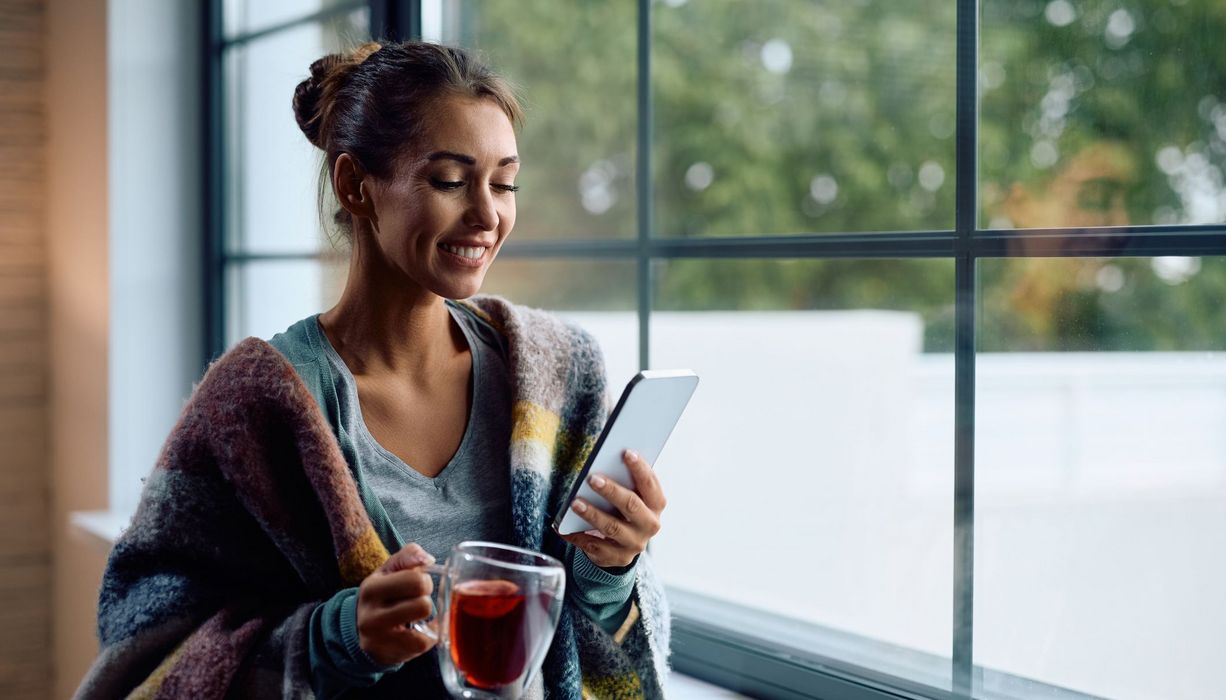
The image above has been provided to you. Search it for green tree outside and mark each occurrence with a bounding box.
[452,0,1226,352]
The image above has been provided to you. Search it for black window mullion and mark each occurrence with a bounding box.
[204,0,225,364]
[974,227,1226,257]
[371,0,420,42]
[499,233,956,259]
[952,0,980,695]
[636,0,652,373]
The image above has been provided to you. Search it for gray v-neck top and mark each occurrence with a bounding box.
[306,303,514,561]
[269,301,637,698]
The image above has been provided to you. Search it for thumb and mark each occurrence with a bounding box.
[380,543,436,574]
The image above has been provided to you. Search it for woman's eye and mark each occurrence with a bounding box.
[493,183,520,193]
[430,178,464,191]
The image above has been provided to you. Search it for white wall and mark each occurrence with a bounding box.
[107,0,203,515]
[43,1,204,694]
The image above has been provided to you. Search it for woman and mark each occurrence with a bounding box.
[76,42,670,699]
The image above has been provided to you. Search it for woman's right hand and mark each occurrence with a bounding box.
[356,543,438,667]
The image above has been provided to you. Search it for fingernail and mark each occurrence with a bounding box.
[572,500,588,514]
[625,450,638,462]
[590,474,606,489]
[411,552,436,566]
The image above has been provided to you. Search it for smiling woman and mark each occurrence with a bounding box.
[77,41,671,700]
[323,94,520,310]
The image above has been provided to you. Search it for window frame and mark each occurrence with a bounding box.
[203,1,1226,698]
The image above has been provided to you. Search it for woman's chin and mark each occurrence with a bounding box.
[431,275,487,301]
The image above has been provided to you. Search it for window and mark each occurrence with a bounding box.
[208,2,1226,698]
[211,1,368,345]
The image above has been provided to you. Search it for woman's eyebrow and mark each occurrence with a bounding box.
[427,151,476,165]
[426,151,519,167]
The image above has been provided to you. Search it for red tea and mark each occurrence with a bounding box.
[448,579,554,689]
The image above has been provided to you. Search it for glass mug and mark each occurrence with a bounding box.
[410,541,566,699]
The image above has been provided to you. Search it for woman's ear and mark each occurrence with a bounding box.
[334,153,375,220]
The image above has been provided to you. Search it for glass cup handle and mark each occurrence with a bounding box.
[407,562,447,642]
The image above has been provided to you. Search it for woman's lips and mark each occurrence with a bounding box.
[438,242,489,268]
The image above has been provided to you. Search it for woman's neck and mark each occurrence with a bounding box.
[318,241,466,381]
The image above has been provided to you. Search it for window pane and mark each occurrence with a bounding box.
[480,258,638,385]
[651,259,955,689]
[653,1,956,237]
[428,2,637,240]
[981,1,1226,229]
[225,257,344,346]
[975,257,1226,699]
[224,0,363,39]
[225,11,368,255]
[980,256,1226,352]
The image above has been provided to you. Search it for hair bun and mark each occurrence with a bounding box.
[293,56,339,149]
[293,44,384,150]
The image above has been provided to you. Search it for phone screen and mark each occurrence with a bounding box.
[552,369,699,536]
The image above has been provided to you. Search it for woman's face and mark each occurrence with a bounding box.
[364,94,519,300]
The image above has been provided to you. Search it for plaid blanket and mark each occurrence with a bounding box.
[75,296,669,699]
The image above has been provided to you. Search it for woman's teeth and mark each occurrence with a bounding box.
[441,244,484,259]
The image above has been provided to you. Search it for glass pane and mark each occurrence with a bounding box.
[980,256,1226,352]
[224,0,364,39]
[981,1,1226,229]
[480,258,638,385]
[975,257,1226,699]
[651,259,955,689]
[428,2,637,240]
[226,11,369,255]
[225,257,344,346]
[653,1,956,237]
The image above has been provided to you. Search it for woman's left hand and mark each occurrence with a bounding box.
[561,450,667,569]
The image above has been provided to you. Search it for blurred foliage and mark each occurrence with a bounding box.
[482,258,637,311]
[454,0,1226,352]
[463,2,639,240]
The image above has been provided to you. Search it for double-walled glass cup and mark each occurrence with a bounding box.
[411,541,566,699]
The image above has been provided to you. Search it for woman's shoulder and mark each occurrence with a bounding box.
[458,296,606,398]
[187,316,327,416]
[265,315,324,367]
[192,336,305,412]
[457,295,600,350]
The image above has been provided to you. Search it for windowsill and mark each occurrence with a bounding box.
[69,509,749,698]
[671,586,954,692]
[69,509,131,554]
[668,672,750,698]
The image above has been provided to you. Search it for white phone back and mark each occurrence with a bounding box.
[554,369,699,536]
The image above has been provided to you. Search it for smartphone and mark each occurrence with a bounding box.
[552,369,700,536]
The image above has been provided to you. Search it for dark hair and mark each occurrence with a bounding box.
[292,41,522,239]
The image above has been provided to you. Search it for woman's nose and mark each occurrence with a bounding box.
[463,187,498,231]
